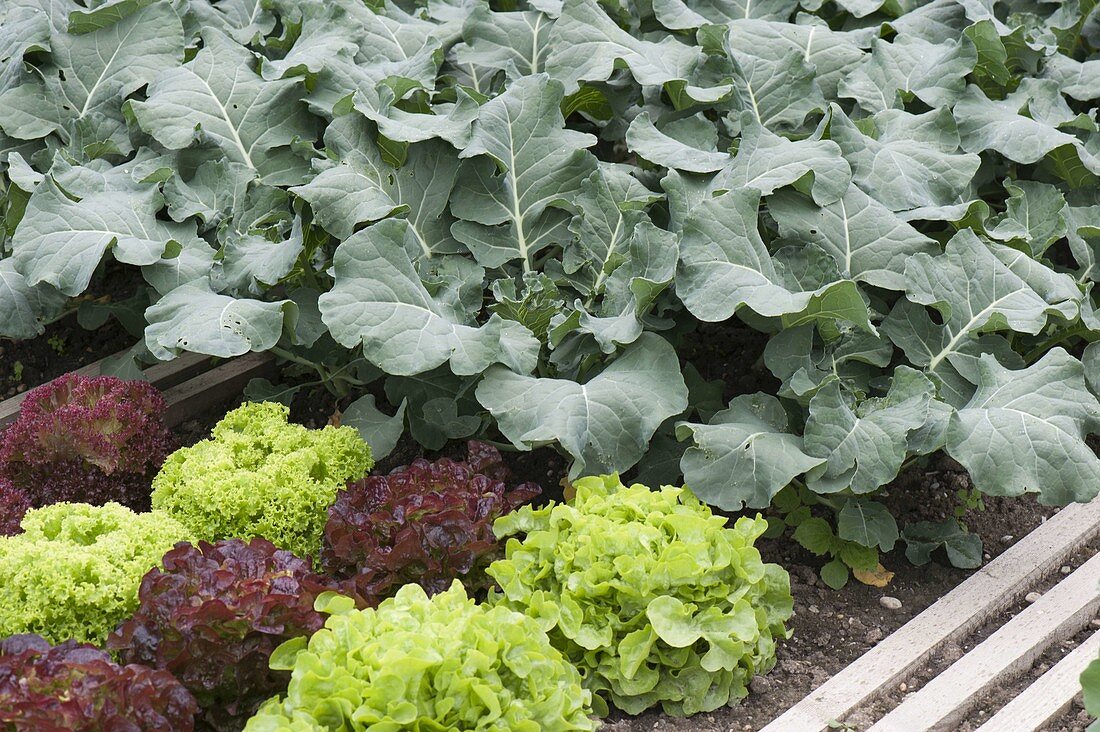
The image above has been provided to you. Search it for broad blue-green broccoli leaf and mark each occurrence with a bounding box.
[477,333,688,477]
[451,73,596,269]
[677,393,825,510]
[320,218,540,377]
[947,349,1100,506]
[677,187,871,330]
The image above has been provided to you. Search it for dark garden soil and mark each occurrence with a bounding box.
[0,266,140,399]
[845,537,1098,732]
[0,312,131,399]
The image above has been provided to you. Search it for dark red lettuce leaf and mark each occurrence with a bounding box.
[108,538,334,732]
[0,633,197,731]
[322,440,540,606]
[0,374,174,510]
[0,479,29,536]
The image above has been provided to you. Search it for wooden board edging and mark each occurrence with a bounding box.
[974,629,1100,732]
[0,350,273,430]
[762,498,1100,732]
[162,352,276,426]
[869,552,1100,730]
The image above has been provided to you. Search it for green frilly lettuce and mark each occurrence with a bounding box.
[151,402,373,558]
[0,502,192,644]
[488,475,793,716]
[245,582,598,731]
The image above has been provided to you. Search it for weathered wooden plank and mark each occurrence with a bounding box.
[761,498,1100,732]
[974,629,1100,732]
[0,351,215,428]
[869,552,1100,731]
[163,352,276,426]
[142,351,212,390]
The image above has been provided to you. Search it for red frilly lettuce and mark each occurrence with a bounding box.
[0,479,29,536]
[108,538,333,731]
[0,374,174,510]
[0,633,197,731]
[322,440,540,606]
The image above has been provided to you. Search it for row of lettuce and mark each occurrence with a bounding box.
[0,374,792,731]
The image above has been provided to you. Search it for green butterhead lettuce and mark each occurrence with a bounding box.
[151,401,373,558]
[488,475,792,716]
[245,582,598,731]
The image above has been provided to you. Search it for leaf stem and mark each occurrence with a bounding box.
[270,345,322,372]
[1022,324,1096,363]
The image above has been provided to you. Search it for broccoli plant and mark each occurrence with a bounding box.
[0,374,174,510]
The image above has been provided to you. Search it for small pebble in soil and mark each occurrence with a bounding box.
[750,677,773,694]
[1060,565,1072,574]
[809,604,820,613]
[880,596,903,610]
[1001,534,1013,542]
[899,682,908,692]
[1025,591,1042,603]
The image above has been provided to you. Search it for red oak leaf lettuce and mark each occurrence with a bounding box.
[322,441,539,606]
[108,538,333,731]
[0,633,197,731]
[0,374,174,510]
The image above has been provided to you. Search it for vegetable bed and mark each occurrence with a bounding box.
[3,0,1100,728]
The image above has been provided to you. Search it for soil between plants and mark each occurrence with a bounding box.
[0,313,131,399]
[0,266,141,399]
